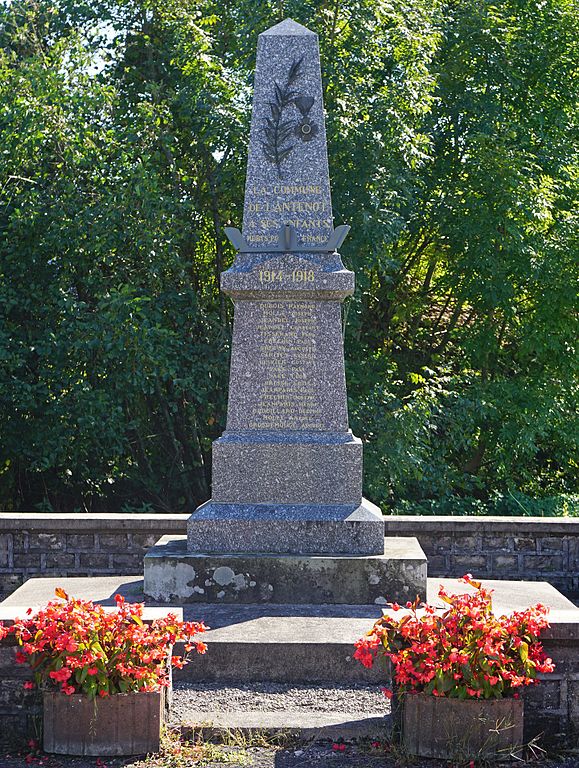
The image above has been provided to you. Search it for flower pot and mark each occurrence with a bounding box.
[402,693,524,761]
[43,691,163,756]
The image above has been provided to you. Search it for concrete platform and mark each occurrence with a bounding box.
[174,603,387,684]
[2,575,577,685]
[0,575,181,624]
[143,535,427,604]
[0,576,387,683]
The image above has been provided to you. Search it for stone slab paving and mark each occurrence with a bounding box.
[428,578,579,637]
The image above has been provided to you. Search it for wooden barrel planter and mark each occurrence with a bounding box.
[402,693,524,761]
[43,691,164,756]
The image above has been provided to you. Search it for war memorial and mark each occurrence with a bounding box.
[143,18,426,606]
[0,17,577,755]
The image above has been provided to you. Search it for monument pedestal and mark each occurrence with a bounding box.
[144,535,427,605]
[209,431,362,507]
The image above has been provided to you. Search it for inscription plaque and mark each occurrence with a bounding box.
[226,299,349,432]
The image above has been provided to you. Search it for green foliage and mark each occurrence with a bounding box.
[0,0,242,510]
[391,493,578,517]
[342,0,578,512]
[0,0,577,513]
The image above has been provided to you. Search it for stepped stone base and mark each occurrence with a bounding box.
[187,497,385,555]
[144,535,427,605]
[172,603,387,683]
[2,575,578,742]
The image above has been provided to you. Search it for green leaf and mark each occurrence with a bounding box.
[519,642,529,662]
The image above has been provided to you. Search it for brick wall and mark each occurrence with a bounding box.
[0,513,577,600]
[0,634,39,747]
[0,514,184,599]
[384,516,578,597]
[524,626,579,743]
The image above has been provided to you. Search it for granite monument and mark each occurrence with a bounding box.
[188,18,383,556]
[144,19,426,603]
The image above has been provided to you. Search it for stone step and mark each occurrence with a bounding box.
[173,602,386,684]
[172,682,390,742]
[179,711,389,742]
[174,578,577,684]
[144,535,427,604]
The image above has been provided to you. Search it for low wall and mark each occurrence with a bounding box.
[0,513,577,600]
[0,514,184,599]
[384,516,579,597]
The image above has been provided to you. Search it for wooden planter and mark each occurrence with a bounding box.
[402,693,524,761]
[43,691,163,756]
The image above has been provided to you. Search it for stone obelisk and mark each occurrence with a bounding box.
[144,20,426,604]
[186,18,384,555]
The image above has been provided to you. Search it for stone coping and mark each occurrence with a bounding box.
[383,515,578,534]
[0,512,577,534]
[0,513,188,530]
[0,575,182,625]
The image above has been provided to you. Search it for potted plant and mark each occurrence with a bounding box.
[0,588,207,756]
[354,575,555,761]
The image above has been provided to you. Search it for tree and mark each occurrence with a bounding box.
[344,0,578,510]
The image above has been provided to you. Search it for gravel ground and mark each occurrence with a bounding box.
[2,685,576,768]
[1,742,578,768]
[170,683,387,722]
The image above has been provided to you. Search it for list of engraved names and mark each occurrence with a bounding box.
[248,301,320,430]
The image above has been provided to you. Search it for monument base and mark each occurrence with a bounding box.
[3,575,578,742]
[187,497,384,556]
[143,535,427,604]
[210,432,363,507]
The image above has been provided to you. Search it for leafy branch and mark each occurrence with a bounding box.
[262,56,303,176]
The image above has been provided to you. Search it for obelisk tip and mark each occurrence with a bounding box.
[260,18,316,37]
